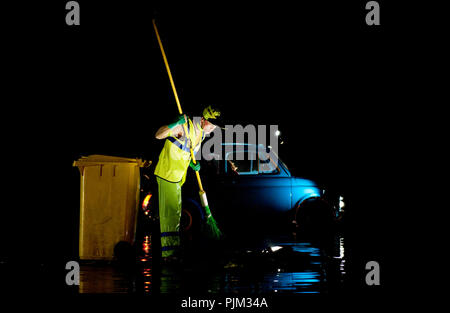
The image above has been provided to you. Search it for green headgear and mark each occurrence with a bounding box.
[202,105,221,120]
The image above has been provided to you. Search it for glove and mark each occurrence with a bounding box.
[168,115,187,129]
[189,160,201,172]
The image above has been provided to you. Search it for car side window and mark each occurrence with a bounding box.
[259,158,277,173]
[225,151,258,175]
[258,150,279,174]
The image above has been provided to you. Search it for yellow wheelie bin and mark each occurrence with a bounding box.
[73,155,147,260]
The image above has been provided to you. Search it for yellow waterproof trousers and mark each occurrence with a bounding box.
[156,176,182,257]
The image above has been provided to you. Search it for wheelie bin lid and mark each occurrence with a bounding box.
[73,155,148,167]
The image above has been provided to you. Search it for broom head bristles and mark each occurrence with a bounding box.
[204,205,222,240]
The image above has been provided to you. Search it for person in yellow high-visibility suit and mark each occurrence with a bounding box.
[154,105,221,262]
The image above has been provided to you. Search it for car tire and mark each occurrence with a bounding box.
[180,200,202,239]
[295,198,335,234]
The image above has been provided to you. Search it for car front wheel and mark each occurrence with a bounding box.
[294,198,335,234]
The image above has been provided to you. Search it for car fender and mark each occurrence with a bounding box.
[290,177,321,208]
[291,190,322,222]
[293,195,321,212]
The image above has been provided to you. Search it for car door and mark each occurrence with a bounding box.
[218,148,292,222]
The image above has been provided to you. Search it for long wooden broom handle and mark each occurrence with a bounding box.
[152,19,204,192]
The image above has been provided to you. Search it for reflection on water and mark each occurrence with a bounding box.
[79,234,347,294]
[222,240,339,294]
[79,264,134,293]
[140,235,153,294]
[224,269,323,294]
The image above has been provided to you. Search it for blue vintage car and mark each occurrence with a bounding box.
[140,143,344,238]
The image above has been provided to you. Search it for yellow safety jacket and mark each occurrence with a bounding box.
[154,118,205,184]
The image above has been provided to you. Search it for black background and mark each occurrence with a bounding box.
[0,0,415,303]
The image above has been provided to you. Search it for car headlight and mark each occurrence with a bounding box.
[270,246,283,253]
[339,196,345,210]
[142,193,153,216]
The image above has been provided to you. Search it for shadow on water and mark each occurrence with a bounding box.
[78,231,348,295]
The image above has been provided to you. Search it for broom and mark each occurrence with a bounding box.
[152,19,222,240]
